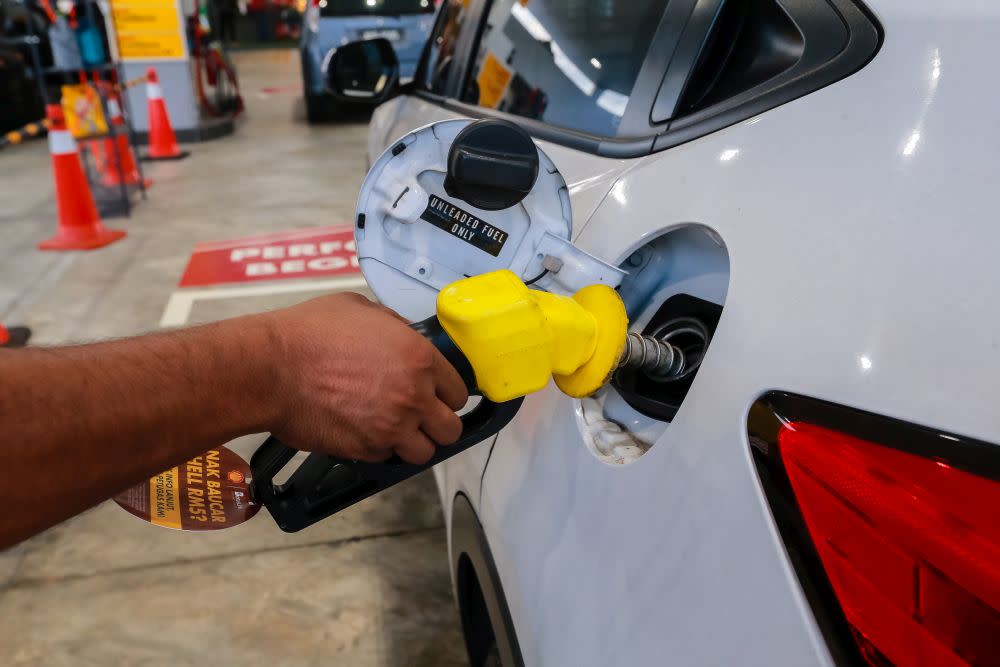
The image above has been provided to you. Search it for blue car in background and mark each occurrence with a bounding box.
[301,0,435,122]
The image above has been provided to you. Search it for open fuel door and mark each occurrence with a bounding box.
[251,119,623,532]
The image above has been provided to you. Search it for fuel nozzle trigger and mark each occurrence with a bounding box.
[249,317,522,533]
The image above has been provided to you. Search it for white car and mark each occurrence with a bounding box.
[352,0,1000,664]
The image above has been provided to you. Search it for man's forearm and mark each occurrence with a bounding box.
[0,291,469,550]
[0,314,280,548]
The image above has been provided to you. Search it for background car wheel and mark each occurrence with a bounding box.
[482,643,502,667]
[304,93,336,123]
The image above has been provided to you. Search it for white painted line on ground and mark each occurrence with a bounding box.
[159,275,369,328]
[189,225,352,252]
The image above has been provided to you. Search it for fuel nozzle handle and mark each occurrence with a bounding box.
[409,315,477,392]
[249,316,522,533]
[251,271,695,532]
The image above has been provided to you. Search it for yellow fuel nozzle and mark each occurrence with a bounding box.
[435,270,630,402]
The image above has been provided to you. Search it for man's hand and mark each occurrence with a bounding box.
[0,291,469,548]
[265,293,469,464]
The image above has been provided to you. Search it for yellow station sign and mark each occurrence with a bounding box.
[111,0,187,60]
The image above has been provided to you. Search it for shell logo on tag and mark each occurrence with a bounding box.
[114,446,260,531]
[60,84,108,139]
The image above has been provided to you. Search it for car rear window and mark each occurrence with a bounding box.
[320,0,434,18]
[461,0,668,137]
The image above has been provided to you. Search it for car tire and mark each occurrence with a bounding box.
[451,494,524,667]
[304,93,336,124]
[482,644,502,667]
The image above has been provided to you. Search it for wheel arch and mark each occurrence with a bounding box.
[450,493,524,667]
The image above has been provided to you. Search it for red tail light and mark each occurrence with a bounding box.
[777,421,1000,666]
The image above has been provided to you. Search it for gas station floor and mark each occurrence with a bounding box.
[0,50,466,666]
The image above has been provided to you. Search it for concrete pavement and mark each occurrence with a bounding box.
[0,49,466,666]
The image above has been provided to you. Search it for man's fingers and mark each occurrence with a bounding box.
[420,399,463,445]
[393,430,437,465]
[355,444,395,463]
[431,349,469,411]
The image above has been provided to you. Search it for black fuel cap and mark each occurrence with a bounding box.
[444,119,539,211]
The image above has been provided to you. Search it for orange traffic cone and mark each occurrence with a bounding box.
[144,68,189,161]
[96,97,151,188]
[38,104,126,251]
[0,322,31,348]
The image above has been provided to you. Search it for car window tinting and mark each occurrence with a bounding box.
[461,0,668,137]
[418,0,470,95]
[320,0,434,18]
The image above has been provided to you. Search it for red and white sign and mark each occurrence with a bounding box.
[179,226,359,287]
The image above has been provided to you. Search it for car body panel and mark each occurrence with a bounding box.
[371,0,1000,663]
[477,4,1000,664]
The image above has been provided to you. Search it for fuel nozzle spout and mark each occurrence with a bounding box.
[616,317,710,382]
[618,333,687,379]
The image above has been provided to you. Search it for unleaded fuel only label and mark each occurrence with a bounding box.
[420,195,509,257]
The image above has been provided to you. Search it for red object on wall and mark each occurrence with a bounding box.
[179,226,360,287]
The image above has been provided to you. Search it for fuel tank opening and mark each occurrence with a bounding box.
[613,294,723,422]
[576,225,730,465]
